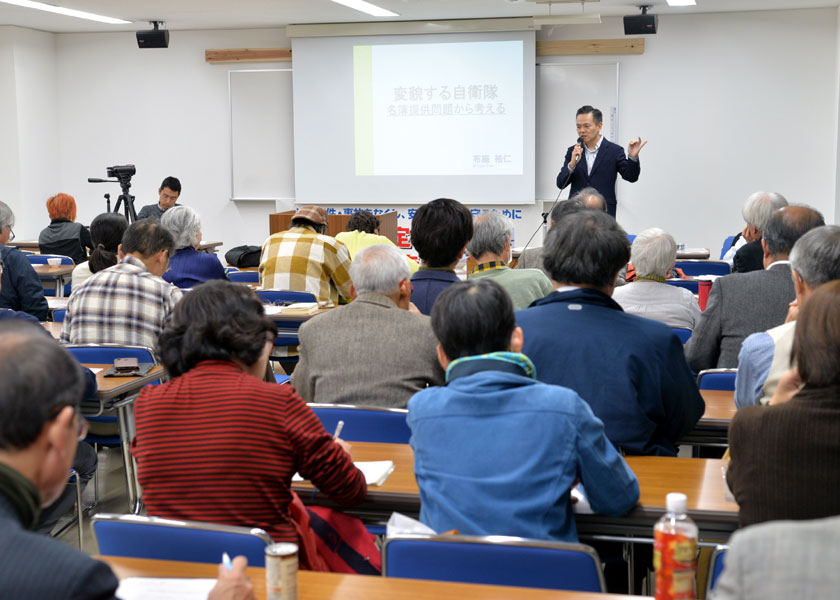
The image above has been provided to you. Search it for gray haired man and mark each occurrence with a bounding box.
[468,212,552,310]
[735,225,840,408]
[0,201,49,320]
[722,191,788,272]
[291,244,444,408]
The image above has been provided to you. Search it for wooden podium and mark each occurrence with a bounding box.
[269,210,399,244]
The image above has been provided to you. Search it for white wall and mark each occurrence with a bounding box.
[2,7,838,255]
[541,8,838,249]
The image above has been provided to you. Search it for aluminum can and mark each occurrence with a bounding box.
[265,542,298,600]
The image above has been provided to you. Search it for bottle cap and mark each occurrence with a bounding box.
[666,492,687,514]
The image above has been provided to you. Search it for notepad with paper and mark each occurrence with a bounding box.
[293,460,395,487]
[116,577,216,600]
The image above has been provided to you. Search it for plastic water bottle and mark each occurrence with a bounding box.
[654,492,698,600]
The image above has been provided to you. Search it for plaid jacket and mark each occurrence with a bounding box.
[61,255,183,350]
[259,226,352,304]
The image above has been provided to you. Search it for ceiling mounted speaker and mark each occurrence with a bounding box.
[137,21,169,48]
[623,13,658,35]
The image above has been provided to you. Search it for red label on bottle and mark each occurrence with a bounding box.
[654,530,697,600]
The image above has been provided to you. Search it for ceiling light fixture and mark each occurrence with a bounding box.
[666,0,696,6]
[0,0,130,24]
[330,0,399,18]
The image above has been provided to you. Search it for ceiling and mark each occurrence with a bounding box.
[0,0,837,34]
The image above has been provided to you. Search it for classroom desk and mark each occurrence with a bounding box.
[676,248,711,260]
[100,556,647,600]
[84,363,166,514]
[7,239,39,252]
[33,263,74,295]
[681,390,736,448]
[293,442,738,542]
[42,320,63,338]
[198,240,223,254]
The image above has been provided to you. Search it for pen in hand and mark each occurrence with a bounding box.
[333,420,344,440]
[222,552,233,572]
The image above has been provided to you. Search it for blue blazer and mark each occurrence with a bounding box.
[556,138,640,217]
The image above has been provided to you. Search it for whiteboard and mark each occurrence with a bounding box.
[535,62,619,201]
[229,69,295,200]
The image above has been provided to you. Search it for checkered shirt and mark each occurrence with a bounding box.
[259,226,352,304]
[60,255,183,350]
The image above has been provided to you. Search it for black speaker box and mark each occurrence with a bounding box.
[136,29,170,49]
[623,14,658,35]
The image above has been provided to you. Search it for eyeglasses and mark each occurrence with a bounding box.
[4,226,13,241]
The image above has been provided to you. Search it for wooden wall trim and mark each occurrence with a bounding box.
[205,48,292,63]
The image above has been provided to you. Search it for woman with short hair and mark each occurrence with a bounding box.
[38,193,93,264]
[132,280,367,562]
[161,205,226,288]
[612,227,701,329]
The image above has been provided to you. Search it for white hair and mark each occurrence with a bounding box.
[161,205,201,250]
[742,191,788,231]
[0,201,15,230]
[631,227,677,278]
[467,212,512,259]
[349,244,411,295]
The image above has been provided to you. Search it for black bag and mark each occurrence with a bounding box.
[224,245,261,268]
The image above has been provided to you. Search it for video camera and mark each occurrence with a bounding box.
[106,164,136,181]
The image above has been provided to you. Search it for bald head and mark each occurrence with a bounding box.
[763,205,825,261]
[571,187,607,212]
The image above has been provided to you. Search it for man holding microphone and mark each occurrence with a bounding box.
[556,105,646,218]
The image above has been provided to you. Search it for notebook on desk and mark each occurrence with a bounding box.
[293,460,395,487]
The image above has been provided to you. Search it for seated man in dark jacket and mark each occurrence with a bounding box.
[0,201,48,321]
[516,211,704,456]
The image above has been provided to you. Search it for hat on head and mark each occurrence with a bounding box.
[294,205,328,226]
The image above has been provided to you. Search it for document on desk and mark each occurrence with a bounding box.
[293,460,395,486]
[116,577,216,600]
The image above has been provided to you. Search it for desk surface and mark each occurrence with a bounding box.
[295,442,737,536]
[100,556,645,600]
[698,389,736,428]
[7,239,39,251]
[33,264,75,277]
[84,363,166,401]
[198,240,223,253]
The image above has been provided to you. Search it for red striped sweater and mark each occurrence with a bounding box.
[132,360,366,543]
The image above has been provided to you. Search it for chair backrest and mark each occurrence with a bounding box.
[706,545,728,596]
[227,270,259,283]
[697,368,737,391]
[26,254,74,265]
[674,260,731,277]
[720,236,736,260]
[383,534,606,593]
[65,344,157,365]
[665,279,699,294]
[308,404,411,444]
[256,290,317,304]
[92,513,272,566]
[672,327,692,344]
[53,309,66,323]
[627,234,637,244]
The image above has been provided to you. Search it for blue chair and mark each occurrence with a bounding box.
[308,404,411,444]
[672,327,692,344]
[706,545,728,596]
[256,290,317,305]
[26,254,73,295]
[223,266,240,276]
[274,373,291,385]
[227,270,259,283]
[627,234,637,244]
[720,236,736,260]
[697,368,737,391]
[382,534,606,592]
[666,279,699,294]
[674,260,731,277]
[53,309,66,322]
[92,513,273,567]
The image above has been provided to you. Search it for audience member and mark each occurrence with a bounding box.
[335,210,419,274]
[514,199,585,275]
[161,205,226,289]
[613,227,701,329]
[712,515,840,600]
[291,245,442,408]
[0,321,254,600]
[0,257,38,323]
[71,212,128,291]
[721,191,788,272]
[517,211,704,456]
[38,193,93,264]
[137,176,181,220]
[572,187,608,212]
[0,201,48,320]
[467,212,552,310]
[408,279,639,540]
[409,198,473,315]
[61,219,182,349]
[735,225,840,408]
[259,205,352,304]
[132,280,366,564]
[727,280,840,528]
[686,205,824,371]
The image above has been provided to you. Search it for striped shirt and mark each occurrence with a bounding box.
[259,226,352,304]
[132,360,366,543]
[60,255,183,350]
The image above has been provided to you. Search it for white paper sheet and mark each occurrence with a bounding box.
[116,577,216,600]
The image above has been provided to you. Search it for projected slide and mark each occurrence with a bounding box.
[354,40,523,177]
